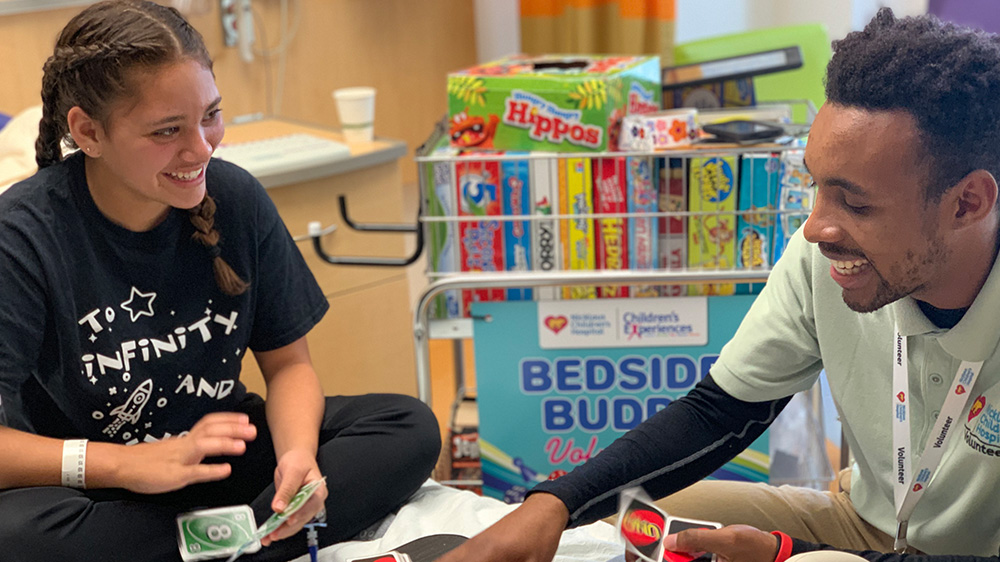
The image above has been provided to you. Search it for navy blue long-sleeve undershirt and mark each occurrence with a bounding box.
[531,373,790,527]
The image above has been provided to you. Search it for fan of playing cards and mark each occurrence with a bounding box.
[616,487,721,562]
[175,477,327,562]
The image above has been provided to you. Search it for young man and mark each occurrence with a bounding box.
[438,9,1000,562]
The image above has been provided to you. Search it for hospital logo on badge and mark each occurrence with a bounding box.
[956,384,967,395]
[912,483,923,492]
[969,396,986,422]
[897,391,906,402]
[964,396,1000,457]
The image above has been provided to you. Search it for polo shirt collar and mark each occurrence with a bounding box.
[891,249,1000,362]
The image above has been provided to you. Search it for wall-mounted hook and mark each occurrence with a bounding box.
[310,195,423,266]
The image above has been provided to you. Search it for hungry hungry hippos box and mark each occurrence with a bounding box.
[447,54,661,153]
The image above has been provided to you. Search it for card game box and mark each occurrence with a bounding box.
[593,157,629,298]
[659,158,688,297]
[627,156,659,297]
[501,155,533,300]
[447,54,661,153]
[457,156,505,316]
[663,77,756,110]
[773,149,813,264]
[530,154,561,300]
[560,157,596,299]
[736,153,781,295]
[424,143,462,319]
[618,109,698,151]
[688,156,738,296]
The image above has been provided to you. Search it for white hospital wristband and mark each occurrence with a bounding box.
[61,439,88,488]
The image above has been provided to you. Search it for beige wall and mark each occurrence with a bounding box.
[0,1,478,184]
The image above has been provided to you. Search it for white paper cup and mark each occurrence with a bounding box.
[333,87,376,143]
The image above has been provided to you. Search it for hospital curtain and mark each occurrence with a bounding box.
[520,0,675,65]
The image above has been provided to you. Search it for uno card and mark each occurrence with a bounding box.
[176,505,260,562]
[663,516,722,562]
[348,552,412,562]
[616,487,667,562]
[225,477,327,562]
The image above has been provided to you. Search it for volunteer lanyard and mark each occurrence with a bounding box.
[891,324,983,552]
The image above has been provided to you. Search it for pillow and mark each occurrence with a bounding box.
[0,105,43,195]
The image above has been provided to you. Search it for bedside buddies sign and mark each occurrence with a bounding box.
[473,296,768,504]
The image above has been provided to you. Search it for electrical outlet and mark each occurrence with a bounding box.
[220,0,238,47]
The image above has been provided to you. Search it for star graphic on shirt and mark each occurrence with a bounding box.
[109,387,117,395]
[89,376,97,385]
[89,333,97,343]
[121,286,157,322]
[205,308,212,316]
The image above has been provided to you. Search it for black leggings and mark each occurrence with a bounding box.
[0,393,441,562]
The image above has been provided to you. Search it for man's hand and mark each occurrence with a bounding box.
[111,412,256,494]
[434,493,569,562]
[260,449,327,546]
[663,525,779,562]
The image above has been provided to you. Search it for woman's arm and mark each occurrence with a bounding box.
[0,416,255,492]
[254,334,328,544]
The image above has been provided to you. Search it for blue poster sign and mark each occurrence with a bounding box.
[472,296,768,503]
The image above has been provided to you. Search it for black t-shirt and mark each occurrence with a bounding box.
[0,152,328,443]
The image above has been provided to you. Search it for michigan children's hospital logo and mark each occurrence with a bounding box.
[964,395,1000,457]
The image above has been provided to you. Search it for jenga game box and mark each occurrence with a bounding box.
[447,54,661,153]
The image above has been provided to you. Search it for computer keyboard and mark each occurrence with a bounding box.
[212,133,351,177]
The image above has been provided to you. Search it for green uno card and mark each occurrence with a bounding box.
[225,477,327,562]
[177,505,260,562]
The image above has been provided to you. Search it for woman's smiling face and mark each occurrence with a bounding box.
[83,59,224,231]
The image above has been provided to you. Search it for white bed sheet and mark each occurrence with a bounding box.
[292,480,623,562]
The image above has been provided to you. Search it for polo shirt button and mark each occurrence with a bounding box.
[929,373,944,385]
[932,410,941,418]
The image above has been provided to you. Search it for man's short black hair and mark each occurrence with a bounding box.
[826,7,1000,200]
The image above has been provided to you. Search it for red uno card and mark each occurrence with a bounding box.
[616,488,667,562]
[663,516,722,562]
[348,552,410,562]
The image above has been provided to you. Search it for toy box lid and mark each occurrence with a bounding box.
[449,54,660,84]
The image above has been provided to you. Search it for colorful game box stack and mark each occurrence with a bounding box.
[419,52,812,317]
[447,54,661,153]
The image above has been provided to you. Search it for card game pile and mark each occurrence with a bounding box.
[615,487,721,562]
[175,477,327,562]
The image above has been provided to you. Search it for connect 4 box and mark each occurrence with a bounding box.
[447,55,661,153]
[688,156,738,296]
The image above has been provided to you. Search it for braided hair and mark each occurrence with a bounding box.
[38,0,248,295]
[826,8,1000,202]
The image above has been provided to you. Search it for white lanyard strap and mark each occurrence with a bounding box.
[891,324,982,552]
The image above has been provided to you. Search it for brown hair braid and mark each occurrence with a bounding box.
[189,195,250,296]
[39,0,249,296]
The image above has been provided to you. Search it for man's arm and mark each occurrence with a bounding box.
[532,372,791,526]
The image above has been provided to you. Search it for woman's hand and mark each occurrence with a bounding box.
[109,412,256,494]
[260,448,327,546]
[662,524,780,562]
[434,493,569,562]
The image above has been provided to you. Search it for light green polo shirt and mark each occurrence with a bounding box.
[711,228,1000,556]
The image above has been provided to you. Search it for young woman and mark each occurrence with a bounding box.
[0,1,440,560]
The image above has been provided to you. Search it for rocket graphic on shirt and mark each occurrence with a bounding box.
[78,286,245,444]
